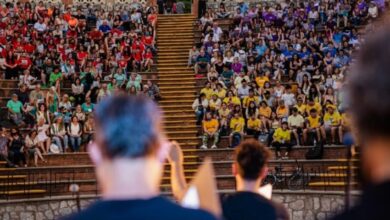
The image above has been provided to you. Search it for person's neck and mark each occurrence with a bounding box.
[236,176,261,193]
[97,158,161,200]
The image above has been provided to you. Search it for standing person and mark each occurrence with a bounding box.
[63,95,216,220]
[332,25,390,220]
[0,127,13,167]
[198,0,207,18]
[168,140,289,220]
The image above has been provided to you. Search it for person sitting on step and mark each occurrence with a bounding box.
[200,112,219,149]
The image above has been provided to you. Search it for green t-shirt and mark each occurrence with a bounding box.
[49,72,62,85]
[7,100,23,113]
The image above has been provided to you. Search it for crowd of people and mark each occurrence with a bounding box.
[191,0,381,158]
[0,1,161,167]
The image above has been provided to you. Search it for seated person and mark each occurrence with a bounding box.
[7,94,25,127]
[201,112,220,149]
[287,107,305,146]
[303,109,325,145]
[272,122,292,159]
[194,49,211,75]
[322,105,342,144]
[229,113,245,147]
[246,114,263,139]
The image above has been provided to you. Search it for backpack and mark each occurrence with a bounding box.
[305,141,324,159]
[258,132,269,146]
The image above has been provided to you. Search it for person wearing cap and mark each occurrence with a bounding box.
[322,105,342,144]
[272,121,292,159]
[7,94,25,127]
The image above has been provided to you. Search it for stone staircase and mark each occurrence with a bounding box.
[157,14,199,149]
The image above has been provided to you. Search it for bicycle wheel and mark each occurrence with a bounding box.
[287,174,304,190]
[262,175,276,186]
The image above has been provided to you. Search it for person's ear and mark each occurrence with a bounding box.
[259,166,269,181]
[88,141,103,166]
[232,163,238,176]
[157,137,171,163]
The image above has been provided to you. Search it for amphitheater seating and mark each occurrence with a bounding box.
[0,11,366,200]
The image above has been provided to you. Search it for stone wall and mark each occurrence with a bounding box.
[0,193,359,220]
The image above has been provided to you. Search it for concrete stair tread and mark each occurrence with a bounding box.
[309,182,358,186]
[0,189,46,195]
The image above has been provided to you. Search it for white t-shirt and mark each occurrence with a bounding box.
[282,93,296,107]
[288,114,305,127]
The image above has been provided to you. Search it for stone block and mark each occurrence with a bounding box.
[60,201,68,209]
[59,207,72,216]
[313,197,320,210]
[289,199,305,211]
[20,212,34,220]
[293,210,304,220]
[320,197,331,212]
[304,210,314,220]
[50,202,59,210]
[38,204,49,211]
[44,210,54,219]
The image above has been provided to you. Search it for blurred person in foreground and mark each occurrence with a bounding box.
[63,95,216,220]
[169,139,288,220]
[332,25,390,220]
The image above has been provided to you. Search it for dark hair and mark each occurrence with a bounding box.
[235,139,271,180]
[94,95,161,159]
[349,27,390,139]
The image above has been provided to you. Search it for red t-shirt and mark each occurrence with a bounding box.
[24,44,36,54]
[118,59,127,68]
[17,56,32,69]
[77,51,88,61]
[142,36,153,46]
[144,51,153,59]
[89,30,103,40]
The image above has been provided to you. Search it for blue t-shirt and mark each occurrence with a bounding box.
[62,196,217,220]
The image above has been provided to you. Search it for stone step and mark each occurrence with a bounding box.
[157,33,194,37]
[159,99,194,105]
[157,52,190,56]
[158,81,195,86]
[158,73,194,78]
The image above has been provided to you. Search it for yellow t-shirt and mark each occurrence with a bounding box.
[218,108,231,119]
[223,96,241,106]
[255,76,269,88]
[209,99,221,110]
[307,116,321,128]
[247,118,262,130]
[216,89,227,99]
[306,102,322,116]
[230,117,245,132]
[200,88,214,100]
[294,104,307,115]
[203,119,219,133]
[276,106,288,118]
[259,106,272,118]
[243,96,259,109]
[273,127,291,142]
[323,112,341,126]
